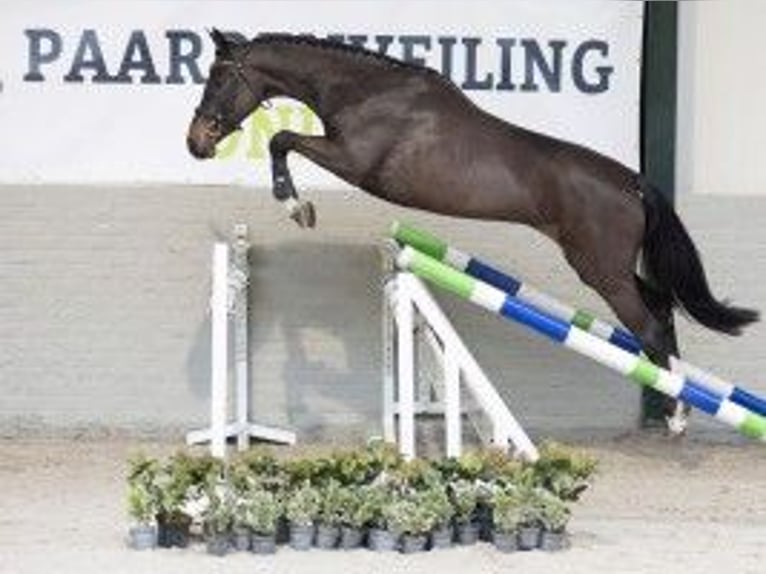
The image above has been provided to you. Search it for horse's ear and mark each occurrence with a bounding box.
[209,28,231,57]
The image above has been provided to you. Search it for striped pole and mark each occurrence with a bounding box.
[391,221,766,418]
[396,246,766,442]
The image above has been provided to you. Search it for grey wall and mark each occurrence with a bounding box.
[1,185,763,444]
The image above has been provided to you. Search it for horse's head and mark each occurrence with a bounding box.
[187,29,265,159]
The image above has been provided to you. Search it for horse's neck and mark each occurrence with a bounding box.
[251,43,363,118]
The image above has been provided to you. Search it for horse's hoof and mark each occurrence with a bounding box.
[289,200,316,228]
[665,413,689,437]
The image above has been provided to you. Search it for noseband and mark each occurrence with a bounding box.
[194,44,263,133]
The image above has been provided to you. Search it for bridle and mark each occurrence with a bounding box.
[193,43,266,133]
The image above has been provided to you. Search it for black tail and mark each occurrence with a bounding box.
[641,185,759,335]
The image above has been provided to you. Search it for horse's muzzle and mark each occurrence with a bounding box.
[187,134,215,159]
[186,118,218,159]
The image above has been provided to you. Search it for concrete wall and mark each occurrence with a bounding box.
[2,184,763,444]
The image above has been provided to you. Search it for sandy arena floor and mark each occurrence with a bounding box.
[1,433,765,574]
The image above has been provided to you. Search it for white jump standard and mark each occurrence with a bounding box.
[187,225,296,458]
[381,245,539,462]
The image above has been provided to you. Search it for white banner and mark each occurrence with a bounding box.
[0,0,643,187]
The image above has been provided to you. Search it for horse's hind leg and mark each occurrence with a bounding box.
[562,247,682,431]
[635,277,691,433]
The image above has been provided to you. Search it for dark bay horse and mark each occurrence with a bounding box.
[187,30,758,428]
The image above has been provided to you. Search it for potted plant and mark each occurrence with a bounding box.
[244,488,282,554]
[364,483,398,552]
[449,479,479,545]
[533,441,598,502]
[491,487,525,553]
[538,490,571,552]
[285,481,320,551]
[315,480,344,549]
[154,455,196,549]
[126,454,158,550]
[517,487,545,551]
[335,484,372,550]
[385,491,437,554]
[420,485,454,549]
[202,484,234,556]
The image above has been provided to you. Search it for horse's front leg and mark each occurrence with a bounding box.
[269,131,319,228]
[269,130,366,228]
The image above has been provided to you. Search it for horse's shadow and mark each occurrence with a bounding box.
[186,241,382,442]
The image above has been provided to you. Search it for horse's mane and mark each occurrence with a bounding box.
[252,33,445,79]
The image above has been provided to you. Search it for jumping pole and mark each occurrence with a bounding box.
[395,245,766,442]
[391,221,766,419]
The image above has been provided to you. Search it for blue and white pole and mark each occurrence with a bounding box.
[395,245,766,442]
[391,221,766,418]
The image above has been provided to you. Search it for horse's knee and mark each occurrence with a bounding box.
[269,130,296,156]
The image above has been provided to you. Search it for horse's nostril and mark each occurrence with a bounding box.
[187,136,209,159]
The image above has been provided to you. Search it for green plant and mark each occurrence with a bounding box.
[533,441,598,501]
[358,482,393,529]
[231,449,286,494]
[285,481,321,527]
[243,489,282,536]
[329,448,379,486]
[363,439,403,476]
[448,479,479,525]
[335,485,374,529]
[317,479,345,527]
[154,452,216,522]
[389,458,442,490]
[518,487,547,528]
[384,492,437,536]
[202,483,235,536]
[492,487,525,534]
[126,454,159,525]
[419,484,453,529]
[538,490,571,533]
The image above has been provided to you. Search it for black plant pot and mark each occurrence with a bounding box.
[368,528,397,552]
[456,522,480,545]
[315,524,340,550]
[540,530,569,552]
[276,516,290,544]
[206,534,230,556]
[492,530,518,554]
[400,534,428,554]
[476,502,494,542]
[429,524,454,549]
[156,513,192,548]
[289,523,315,551]
[232,528,251,552]
[251,533,278,554]
[517,526,542,551]
[128,525,156,550]
[339,526,364,550]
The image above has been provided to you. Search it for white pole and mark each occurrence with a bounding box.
[382,279,397,443]
[210,243,229,459]
[444,346,462,458]
[231,225,250,451]
[396,280,416,460]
